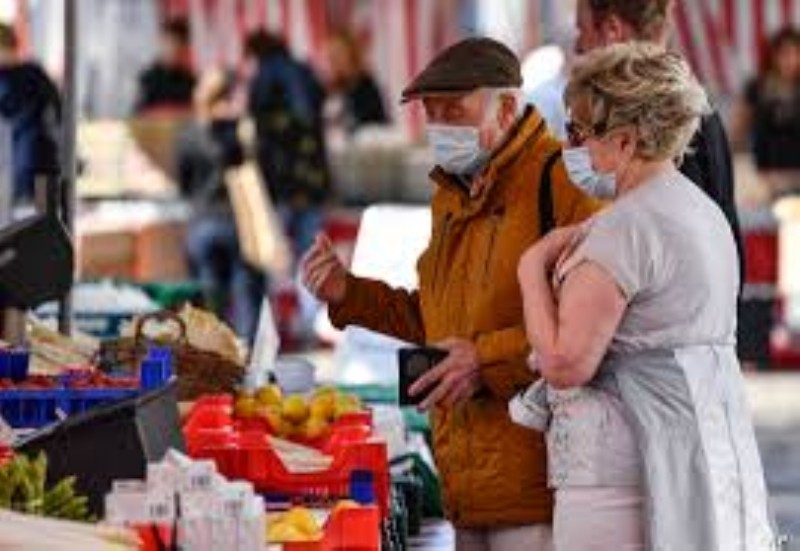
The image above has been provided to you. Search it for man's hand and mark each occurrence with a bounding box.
[300,234,348,304]
[409,338,482,411]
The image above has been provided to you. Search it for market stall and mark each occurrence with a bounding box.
[0,289,451,550]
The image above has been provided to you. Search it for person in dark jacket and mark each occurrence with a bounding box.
[573,0,745,285]
[733,27,800,198]
[135,18,196,113]
[0,23,60,203]
[176,69,263,340]
[243,30,331,260]
[324,30,388,132]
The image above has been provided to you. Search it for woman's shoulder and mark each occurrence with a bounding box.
[588,174,690,242]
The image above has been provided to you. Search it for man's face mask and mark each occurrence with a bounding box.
[425,91,510,176]
[425,124,490,175]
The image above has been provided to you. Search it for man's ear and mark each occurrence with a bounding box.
[498,94,518,129]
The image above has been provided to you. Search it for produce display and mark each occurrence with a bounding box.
[0,371,139,391]
[265,500,360,544]
[266,505,323,543]
[233,385,363,441]
[0,452,93,522]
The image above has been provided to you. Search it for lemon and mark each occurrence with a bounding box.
[334,394,361,418]
[233,396,258,418]
[267,521,308,542]
[309,393,336,421]
[283,506,321,537]
[258,406,283,432]
[255,384,283,407]
[303,416,330,440]
[282,395,310,424]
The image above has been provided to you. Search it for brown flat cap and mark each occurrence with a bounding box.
[401,37,521,103]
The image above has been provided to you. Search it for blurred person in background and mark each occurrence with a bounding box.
[135,18,196,113]
[302,37,600,550]
[244,30,332,346]
[733,27,800,198]
[573,0,745,287]
[244,29,330,261]
[176,69,264,340]
[0,23,60,204]
[323,29,388,141]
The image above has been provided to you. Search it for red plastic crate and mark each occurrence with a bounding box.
[183,398,390,516]
[183,395,373,451]
[236,412,373,452]
[283,505,381,551]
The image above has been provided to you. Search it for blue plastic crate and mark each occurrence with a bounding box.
[0,389,67,428]
[67,388,139,417]
[0,349,30,382]
[0,348,173,428]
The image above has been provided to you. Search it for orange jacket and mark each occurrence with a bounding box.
[330,107,601,528]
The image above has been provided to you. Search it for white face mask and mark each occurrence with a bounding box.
[562,145,617,199]
[426,124,490,175]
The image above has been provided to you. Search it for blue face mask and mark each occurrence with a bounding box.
[426,124,490,175]
[562,145,617,199]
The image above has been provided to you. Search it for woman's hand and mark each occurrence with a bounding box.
[518,225,581,281]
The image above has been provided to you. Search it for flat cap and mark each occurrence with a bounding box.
[401,37,521,103]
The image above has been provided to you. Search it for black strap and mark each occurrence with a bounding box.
[538,149,562,236]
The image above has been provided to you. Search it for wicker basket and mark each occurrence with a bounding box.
[98,310,244,401]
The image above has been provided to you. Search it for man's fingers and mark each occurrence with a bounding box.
[442,376,476,408]
[308,261,339,294]
[303,246,338,274]
[301,252,331,288]
[409,359,450,397]
[418,376,455,412]
[318,233,335,251]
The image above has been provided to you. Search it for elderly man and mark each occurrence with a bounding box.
[572,0,744,287]
[301,37,598,551]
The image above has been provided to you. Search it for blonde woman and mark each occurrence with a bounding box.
[511,43,774,550]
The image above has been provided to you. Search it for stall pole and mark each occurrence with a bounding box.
[58,0,78,336]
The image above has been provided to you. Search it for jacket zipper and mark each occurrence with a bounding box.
[432,213,452,293]
[482,209,503,283]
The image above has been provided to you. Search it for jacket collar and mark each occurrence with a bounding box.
[430,106,548,199]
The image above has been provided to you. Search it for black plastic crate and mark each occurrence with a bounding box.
[14,379,184,516]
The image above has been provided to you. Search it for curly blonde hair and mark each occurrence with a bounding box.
[565,42,710,161]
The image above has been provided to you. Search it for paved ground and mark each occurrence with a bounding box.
[746,372,800,549]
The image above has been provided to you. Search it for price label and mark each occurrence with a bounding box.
[146,496,174,522]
